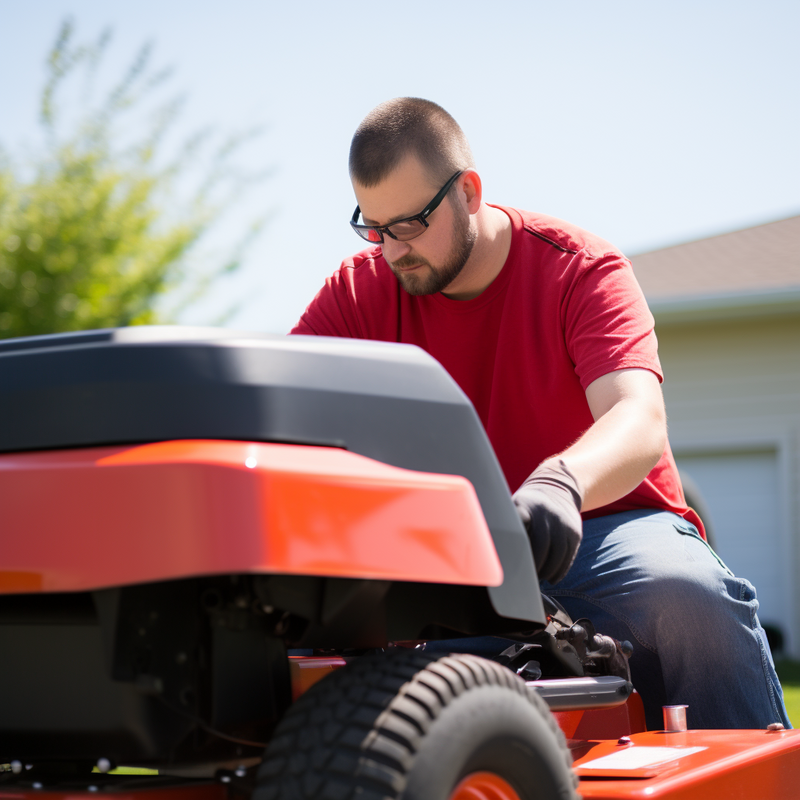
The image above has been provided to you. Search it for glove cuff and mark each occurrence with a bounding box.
[528,459,584,512]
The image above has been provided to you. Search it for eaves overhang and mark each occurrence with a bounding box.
[647,287,800,326]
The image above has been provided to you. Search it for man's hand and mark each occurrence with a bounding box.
[513,459,584,584]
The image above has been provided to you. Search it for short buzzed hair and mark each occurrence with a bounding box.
[349,98,474,188]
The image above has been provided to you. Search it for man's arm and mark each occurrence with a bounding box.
[546,367,667,511]
[513,368,666,583]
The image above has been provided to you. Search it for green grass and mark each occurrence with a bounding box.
[92,767,159,775]
[776,660,800,726]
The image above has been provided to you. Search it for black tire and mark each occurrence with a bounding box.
[254,650,579,800]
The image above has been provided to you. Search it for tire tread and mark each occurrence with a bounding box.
[253,650,578,800]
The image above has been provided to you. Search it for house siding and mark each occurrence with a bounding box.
[656,315,800,656]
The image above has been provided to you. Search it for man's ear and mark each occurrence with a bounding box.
[461,169,482,213]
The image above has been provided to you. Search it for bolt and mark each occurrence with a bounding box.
[767,722,786,732]
[617,736,632,746]
[10,761,22,775]
[88,786,98,793]
[97,758,112,773]
[220,775,231,784]
[32,782,43,790]
[235,767,247,778]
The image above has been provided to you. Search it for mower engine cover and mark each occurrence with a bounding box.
[0,326,544,624]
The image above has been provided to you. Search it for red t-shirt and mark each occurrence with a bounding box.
[291,205,702,531]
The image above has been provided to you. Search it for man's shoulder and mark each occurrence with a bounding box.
[338,245,385,274]
[506,207,626,262]
[292,245,398,338]
[319,244,402,310]
[323,245,397,293]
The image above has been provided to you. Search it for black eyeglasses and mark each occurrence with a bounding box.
[350,170,463,244]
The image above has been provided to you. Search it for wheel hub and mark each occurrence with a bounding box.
[450,771,522,800]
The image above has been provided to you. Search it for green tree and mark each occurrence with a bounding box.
[0,21,265,338]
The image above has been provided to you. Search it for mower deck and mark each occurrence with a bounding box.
[3,728,799,799]
[573,727,800,798]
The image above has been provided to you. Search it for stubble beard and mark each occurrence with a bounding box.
[389,205,477,297]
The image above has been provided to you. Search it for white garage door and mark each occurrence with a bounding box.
[675,449,791,652]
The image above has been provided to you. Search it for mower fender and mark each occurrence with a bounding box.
[0,439,503,593]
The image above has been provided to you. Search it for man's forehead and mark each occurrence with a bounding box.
[353,156,439,226]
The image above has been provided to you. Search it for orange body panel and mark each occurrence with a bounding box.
[555,692,647,741]
[574,728,800,799]
[288,655,348,701]
[0,440,502,593]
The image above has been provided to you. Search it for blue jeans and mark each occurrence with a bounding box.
[542,509,791,730]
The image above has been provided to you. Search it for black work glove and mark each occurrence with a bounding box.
[512,459,584,585]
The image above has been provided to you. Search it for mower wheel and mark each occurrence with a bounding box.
[254,650,578,800]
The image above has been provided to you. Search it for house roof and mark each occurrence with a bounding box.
[629,215,800,324]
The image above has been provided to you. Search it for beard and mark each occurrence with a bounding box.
[388,204,476,296]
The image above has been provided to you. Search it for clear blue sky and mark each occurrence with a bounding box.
[1,0,798,334]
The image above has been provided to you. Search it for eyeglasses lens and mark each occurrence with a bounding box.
[355,218,426,243]
[388,220,425,241]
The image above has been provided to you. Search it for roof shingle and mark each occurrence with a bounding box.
[630,215,800,301]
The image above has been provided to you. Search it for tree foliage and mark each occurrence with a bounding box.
[0,21,264,338]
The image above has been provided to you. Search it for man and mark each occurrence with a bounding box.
[291,97,789,730]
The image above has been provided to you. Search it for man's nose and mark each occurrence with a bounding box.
[381,237,412,261]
